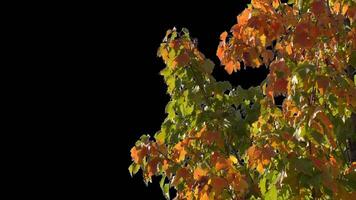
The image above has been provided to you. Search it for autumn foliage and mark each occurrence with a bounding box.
[129,0,356,199]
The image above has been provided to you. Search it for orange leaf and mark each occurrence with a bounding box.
[224,61,240,74]
[220,31,228,41]
[194,167,208,180]
[257,163,264,174]
[333,2,341,14]
[200,192,209,200]
[173,141,187,162]
[215,157,231,171]
[216,45,225,60]
[130,146,147,164]
[237,8,252,25]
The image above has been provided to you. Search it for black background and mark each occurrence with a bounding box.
[117,1,269,199]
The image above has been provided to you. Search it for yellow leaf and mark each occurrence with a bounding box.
[342,4,349,15]
[260,34,267,47]
[286,43,293,55]
[229,155,238,164]
[272,0,279,9]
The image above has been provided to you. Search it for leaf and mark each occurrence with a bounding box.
[257,163,265,174]
[163,183,170,199]
[225,61,240,74]
[128,163,140,177]
[259,176,267,195]
[216,45,225,60]
[215,157,231,171]
[210,176,228,194]
[350,51,356,68]
[265,185,277,200]
[155,131,166,145]
[247,144,275,174]
[272,0,280,9]
[147,157,160,178]
[200,59,215,74]
[172,168,190,186]
[293,158,313,176]
[260,34,267,47]
[229,155,238,164]
[160,175,170,199]
[130,146,147,164]
[220,31,228,41]
[294,23,316,49]
[193,167,208,180]
[316,76,329,95]
[286,43,293,55]
[173,141,187,162]
[201,192,209,200]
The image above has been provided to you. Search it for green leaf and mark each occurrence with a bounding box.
[293,158,313,176]
[287,0,295,5]
[128,163,140,177]
[265,185,277,200]
[349,51,356,68]
[259,176,267,195]
[160,175,166,190]
[166,101,176,120]
[154,131,166,144]
[163,183,170,199]
[200,59,215,74]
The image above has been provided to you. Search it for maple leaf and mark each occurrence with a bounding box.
[224,60,240,74]
[237,8,252,25]
[173,141,187,162]
[172,167,190,186]
[247,144,275,174]
[261,49,274,65]
[147,157,160,178]
[286,43,293,55]
[174,52,190,67]
[316,76,329,95]
[130,146,148,164]
[294,23,317,49]
[214,157,231,171]
[193,167,208,181]
[210,176,228,195]
[220,31,228,41]
[200,129,224,148]
[216,45,225,60]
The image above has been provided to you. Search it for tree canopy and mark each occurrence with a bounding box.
[129,0,356,199]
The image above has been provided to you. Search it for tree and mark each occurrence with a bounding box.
[128,0,356,199]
